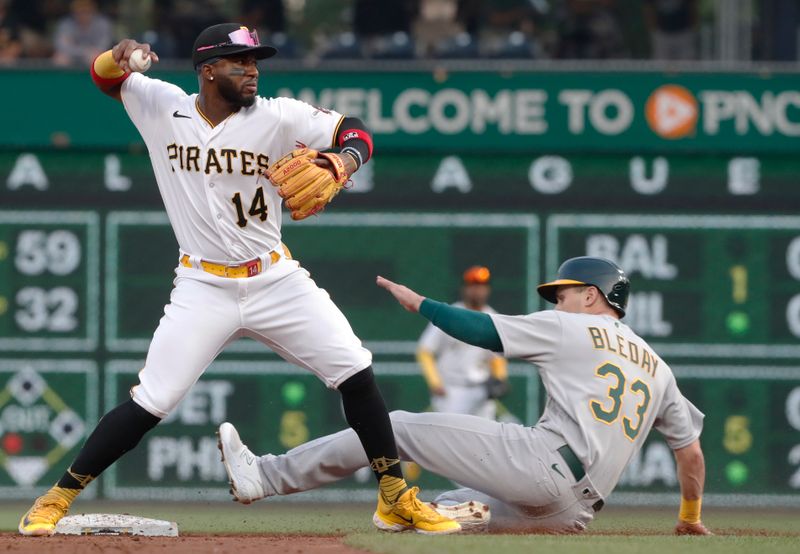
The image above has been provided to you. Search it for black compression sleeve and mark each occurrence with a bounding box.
[338,367,404,482]
[335,116,372,168]
[56,399,160,489]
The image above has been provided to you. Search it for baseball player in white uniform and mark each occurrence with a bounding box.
[217,257,712,534]
[19,23,458,536]
[417,266,508,419]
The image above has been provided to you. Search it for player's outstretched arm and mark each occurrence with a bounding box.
[673,439,712,535]
[376,276,424,312]
[90,39,159,101]
[376,276,503,352]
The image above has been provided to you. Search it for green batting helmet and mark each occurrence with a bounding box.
[537,256,630,317]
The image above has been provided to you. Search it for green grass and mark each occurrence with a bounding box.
[346,508,800,554]
[590,507,800,533]
[346,534,799,554]
[2,502,798,554]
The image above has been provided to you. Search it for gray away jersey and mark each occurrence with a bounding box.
[490,310,704,498]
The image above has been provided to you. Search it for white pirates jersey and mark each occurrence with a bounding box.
[490,310,704,498]
[120,72,344,262]
[418,302,499,386]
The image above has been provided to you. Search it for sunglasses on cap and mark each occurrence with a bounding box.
[196,27,261,52]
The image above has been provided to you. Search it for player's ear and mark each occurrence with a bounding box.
[584,285,599,309]
[200,63,215,82]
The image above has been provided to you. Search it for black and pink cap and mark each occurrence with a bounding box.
[192,23,278,67]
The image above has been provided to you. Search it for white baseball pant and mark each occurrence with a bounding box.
[131,253,372,418]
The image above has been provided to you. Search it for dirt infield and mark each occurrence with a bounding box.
[0,533,369,554]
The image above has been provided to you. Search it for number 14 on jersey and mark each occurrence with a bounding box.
[231,186,268,228]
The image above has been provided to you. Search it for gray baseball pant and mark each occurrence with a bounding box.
[257,410,601,532]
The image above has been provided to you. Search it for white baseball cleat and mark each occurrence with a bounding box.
[428,500,491,533]
[217,422,268,504]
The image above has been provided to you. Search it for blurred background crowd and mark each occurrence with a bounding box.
[0,0,798,66]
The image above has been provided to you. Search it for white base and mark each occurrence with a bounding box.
[429,500,491,533]
[55,514,179,536]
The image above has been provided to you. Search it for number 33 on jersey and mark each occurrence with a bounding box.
[489,309,704,499]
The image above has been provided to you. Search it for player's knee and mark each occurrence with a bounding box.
[127,400,162,431]
[130,386,174,420]
[388,410,416,425]
[338,366,375,395]
[100,399,161,435]
[129,397,165,424]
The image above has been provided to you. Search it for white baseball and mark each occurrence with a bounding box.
[128,49,152,72]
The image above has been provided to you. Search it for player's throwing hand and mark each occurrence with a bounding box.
[111,39,159,73]
[376,276,424,313]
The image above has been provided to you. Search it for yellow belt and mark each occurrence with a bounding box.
[180,249,285,279]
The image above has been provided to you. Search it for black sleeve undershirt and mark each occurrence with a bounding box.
[323,116,372,169]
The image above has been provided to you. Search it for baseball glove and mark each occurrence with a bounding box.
[486,377,509,400]
[264,148,349,220]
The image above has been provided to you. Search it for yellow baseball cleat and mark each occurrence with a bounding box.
[373,486,462,535]
[18,487,78,536]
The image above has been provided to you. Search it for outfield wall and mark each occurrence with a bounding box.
[1,66,798,505]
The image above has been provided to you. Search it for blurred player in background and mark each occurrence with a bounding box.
[417,266,509,419]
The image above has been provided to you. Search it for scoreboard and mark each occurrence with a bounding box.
[0,212,99,352]
[547,214,800,358]
[27,209,800,357]
[1,148,799,504]
[2,65,799,506]
[1,203,798,504]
